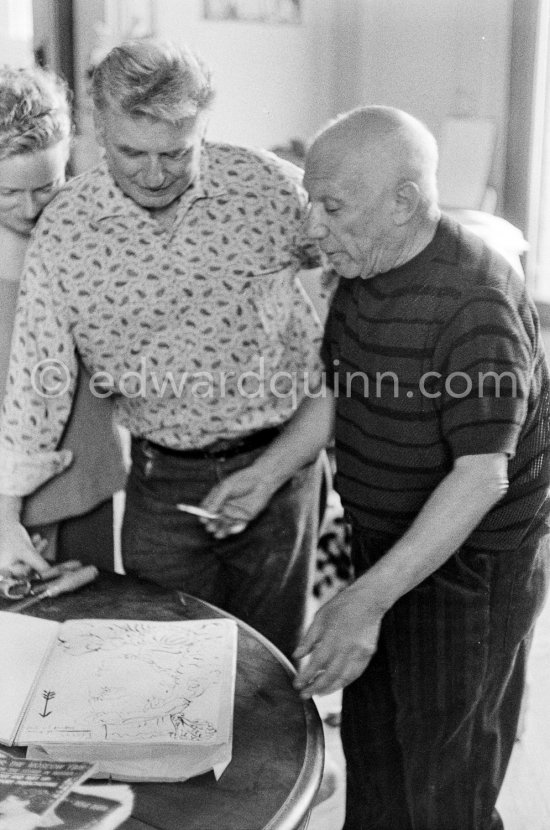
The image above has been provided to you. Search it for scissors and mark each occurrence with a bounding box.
[0,572,44,600]
[0,561,83,600]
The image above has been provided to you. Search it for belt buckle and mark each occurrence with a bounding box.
[206,437,239,458]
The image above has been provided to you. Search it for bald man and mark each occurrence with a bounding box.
[206,106,550,830]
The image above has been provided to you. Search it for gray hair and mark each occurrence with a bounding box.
[91,38,215,123]
[0,65,72,161]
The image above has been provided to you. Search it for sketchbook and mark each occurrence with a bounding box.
[0,612,238,783]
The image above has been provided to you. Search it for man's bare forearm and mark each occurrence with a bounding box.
[254,388,335,490]
[0,494,54,575]
[293,452,510,698]
[200,388,336,536]
[357,452,509,611]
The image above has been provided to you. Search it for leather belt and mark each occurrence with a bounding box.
[137,426,280,460]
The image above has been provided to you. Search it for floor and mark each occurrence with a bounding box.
[307,589,550,830]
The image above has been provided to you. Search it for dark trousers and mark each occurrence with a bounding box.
[341,529,549,830]
[121,438,323,658]
[29,498,116,571]
[57,498,116,570]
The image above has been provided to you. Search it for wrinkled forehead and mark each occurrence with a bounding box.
[96,106,206,157]
[305,134,340,173]
[305,132,395,200]
[304,138,348,194]
[98,105,202,136]
[304,139,371,199]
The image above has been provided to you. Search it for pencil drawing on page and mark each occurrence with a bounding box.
[21,619,229,744]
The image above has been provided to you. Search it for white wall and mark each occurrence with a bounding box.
[0,0,34,66]
[333,0,513,205]
[151,0,513,197]
[7,0,514,199]
[152,0,336,149]
[72,0,106,172]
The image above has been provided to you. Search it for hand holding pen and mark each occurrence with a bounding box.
[195,463,274,539]
[176,503,247,537]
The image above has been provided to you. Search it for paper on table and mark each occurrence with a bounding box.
[0,751,97,829]
[19,618,234,746]
[28,742,232,782]
[41,782,133,830]
[0,612,237,782]
[16,617,237,782]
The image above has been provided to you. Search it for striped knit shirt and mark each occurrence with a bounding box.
[321,215,550,551]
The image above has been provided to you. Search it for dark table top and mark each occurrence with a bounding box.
[0,571,324,830]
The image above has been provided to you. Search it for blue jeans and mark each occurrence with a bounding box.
[122,438,324,658]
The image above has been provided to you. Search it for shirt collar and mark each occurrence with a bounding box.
[420,213,461,265]
[378,213,461,276]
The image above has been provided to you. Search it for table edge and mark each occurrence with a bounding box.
[185,594,325,830]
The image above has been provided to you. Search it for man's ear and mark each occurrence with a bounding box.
[393,180,421,225]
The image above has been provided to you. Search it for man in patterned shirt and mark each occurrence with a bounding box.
[0,39,324,657]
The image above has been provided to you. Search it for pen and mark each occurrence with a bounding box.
[176,503,220,520]
[6,565,99,613]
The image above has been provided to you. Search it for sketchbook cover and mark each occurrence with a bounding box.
[0,612,60,746]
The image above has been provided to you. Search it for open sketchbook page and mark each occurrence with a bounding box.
[18,618,236,747]
[0,614,59,746]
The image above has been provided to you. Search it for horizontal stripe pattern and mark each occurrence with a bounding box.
[322,216,550,548]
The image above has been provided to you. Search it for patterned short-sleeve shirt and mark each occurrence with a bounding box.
[0,142,323,496]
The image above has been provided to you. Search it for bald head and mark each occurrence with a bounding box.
[307,106,439,211]
[303,106,441,280]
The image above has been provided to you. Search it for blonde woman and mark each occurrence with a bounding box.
[0,65,126,576]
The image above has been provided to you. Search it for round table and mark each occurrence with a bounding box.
[1,571,324,830]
